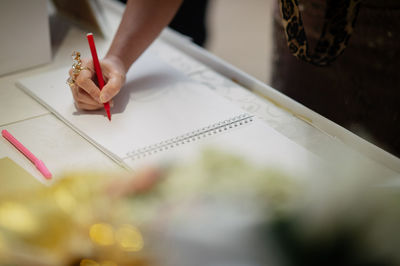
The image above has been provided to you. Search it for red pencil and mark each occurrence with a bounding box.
[86,33,111,121]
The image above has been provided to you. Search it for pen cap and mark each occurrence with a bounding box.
[35,160,52,179]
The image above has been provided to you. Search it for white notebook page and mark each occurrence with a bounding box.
[17,52,247,165]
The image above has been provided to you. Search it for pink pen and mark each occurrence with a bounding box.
[2,129,52,179]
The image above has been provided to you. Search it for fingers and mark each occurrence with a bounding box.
[76,69,102,101]
[68,58,102,110]
[75,102,102,111]
[70,83,103,110]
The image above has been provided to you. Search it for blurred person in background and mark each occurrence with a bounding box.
[118,0,210,46]
[271,0,400,157]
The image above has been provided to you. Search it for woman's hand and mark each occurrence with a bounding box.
[68,56,126,110]
[67,0,182,111]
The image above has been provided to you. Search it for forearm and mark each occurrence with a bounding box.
[105,0,183,72]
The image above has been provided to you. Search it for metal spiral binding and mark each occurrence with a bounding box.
[125,113,254,161]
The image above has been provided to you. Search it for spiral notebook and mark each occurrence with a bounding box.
[17,50,314,172]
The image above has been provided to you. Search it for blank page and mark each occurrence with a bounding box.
[17,52,246,164]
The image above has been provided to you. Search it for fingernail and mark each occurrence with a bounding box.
[100,93,108,103]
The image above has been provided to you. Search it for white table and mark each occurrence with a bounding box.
[0,0,398,183]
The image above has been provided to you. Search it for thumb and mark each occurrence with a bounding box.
[99,76,122,103]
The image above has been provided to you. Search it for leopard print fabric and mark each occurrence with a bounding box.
[279,0,362,66]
